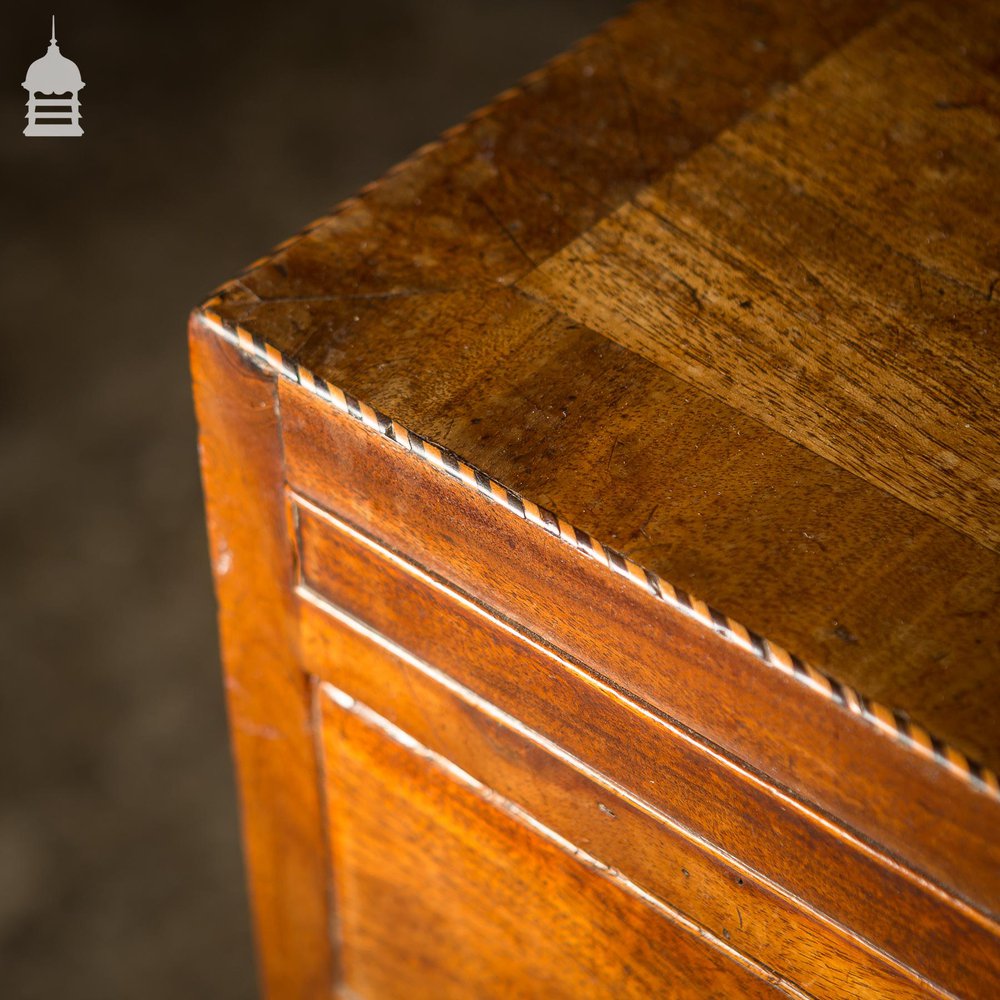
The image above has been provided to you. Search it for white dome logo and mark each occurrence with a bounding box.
[23,16,85,137]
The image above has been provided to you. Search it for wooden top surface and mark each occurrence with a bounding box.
[204,0,1000,772]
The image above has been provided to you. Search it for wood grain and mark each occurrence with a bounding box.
[294,497,997,998]
[279,378,1000,919]
[190,1,1000,994]
[303,598,946,1000]
[189,320,335,998]
[521,3,1000,549]
[317,683,792,999]
[216,0,891,319]
[199,0,1000,779]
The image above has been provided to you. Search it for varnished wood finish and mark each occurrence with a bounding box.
[192,1,1000,996]
[278,378,1000,918]
[190,326,335,997]
[293,499,993,999]
[306,613,938,1000]
[522,3,1000,549]
[318,688,789,999]
[205,0,1000,777]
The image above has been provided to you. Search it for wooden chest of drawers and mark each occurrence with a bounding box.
[191,1,1000,996]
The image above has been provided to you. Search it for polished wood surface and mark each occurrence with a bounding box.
[525,3,1000,549]
[190,326,335,997]
[294,495,996,999]
[318,687,787,999]
[280,379,1000,927]
[192,1,1000,996]
[205,0,1000,773]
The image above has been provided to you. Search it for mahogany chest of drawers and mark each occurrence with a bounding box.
[191,1,1000,996]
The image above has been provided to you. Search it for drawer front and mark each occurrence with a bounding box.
[317,681,783,1000]
[294,493,990,999]
[279,375,1000,922]
[195,326,998,999]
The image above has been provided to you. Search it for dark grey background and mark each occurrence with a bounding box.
[0,2,624,996]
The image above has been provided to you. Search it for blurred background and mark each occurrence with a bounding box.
[0,2,624,996]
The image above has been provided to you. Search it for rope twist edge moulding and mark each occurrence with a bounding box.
[194,301,1000,803]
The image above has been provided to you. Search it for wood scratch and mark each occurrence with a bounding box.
[472,191,536,269]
